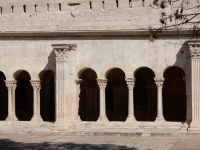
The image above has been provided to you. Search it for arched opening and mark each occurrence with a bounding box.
[15,70,33,121]
[134,67,157,121]
[106,68,128,121]
[0,71,7,120]
[39,70,55,122]
[79,68,99,121]
[163,66,186,122]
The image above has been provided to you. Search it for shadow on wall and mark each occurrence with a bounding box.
[44,50,56,72]
[0,139,137,150]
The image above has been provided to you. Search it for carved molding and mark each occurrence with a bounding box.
[125,78,135,90]
[4,80,18,90]
[154,77,164,88]
[189,45,200,58]
[75,79,83,85]
[52,44,77,62]
[30,80,41,90]
[96,79,108,90]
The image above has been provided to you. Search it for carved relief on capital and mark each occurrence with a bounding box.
[96,79,108,90]
[189,45,200,58]
[30,80,41,90]
[154,77,164,88]
[75,79,83,85]
[4,80,18,90]
[52,44,77,62]
[125,78,135,90]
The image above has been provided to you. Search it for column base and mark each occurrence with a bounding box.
[190,120,200,128]
[31,116,43,122]
[126,115,137,122]
[155,116,165,122]
[6,116,18,122]
[97,116,109,122]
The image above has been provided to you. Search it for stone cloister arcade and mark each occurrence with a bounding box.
[0,65,187,123]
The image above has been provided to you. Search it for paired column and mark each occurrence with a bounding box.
[52,44,77,122]
[96,79,109,122]
[154,77,165,122]
[30,80,43,122]
[75,79,83,121]
[5,80,18,121]
[125,78,136,122]
[188,44,200,127]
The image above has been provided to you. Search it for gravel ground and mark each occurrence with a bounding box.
[0,134,198,150]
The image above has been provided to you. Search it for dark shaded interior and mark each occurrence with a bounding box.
[106,68,128,121]
[40,70,55,122]
[0,71,7,120]
[163,66,186,122]
[79,68,99,121]
[134,67,157,121]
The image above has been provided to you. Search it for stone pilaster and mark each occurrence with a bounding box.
[125,78,136,122]
[96,79,109,122]
[5,80,18,121]
[52,44,77,122]
[75,79,83,121]
[154,77,165,122]
[188,43,200,128]
[30,80,43,122]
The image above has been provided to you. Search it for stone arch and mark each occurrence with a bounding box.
[14,70,33,121]
[39,70,55,122]
[105,68,128,121]
[78,68,99,121]
[134,67,157,121]
[163,66,186,122]
[0,71,7,120]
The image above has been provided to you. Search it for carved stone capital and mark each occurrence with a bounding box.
[154,77,164,88]
[4,80,18,90]
[96,79,108,90]
[52,44,77,62]
[30,80,41,90]
[189,45,200,59]
[125,78,135,90]
[75,79,83,85]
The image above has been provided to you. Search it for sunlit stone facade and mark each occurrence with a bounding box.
[0,0,199,135]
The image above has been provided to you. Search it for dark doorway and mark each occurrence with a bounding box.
[40,70,55,122]
[15,71,33,121]
[163,66,186,121]
[134,67,157,121]
[79,68,99,121]
[106,68,128,121]
[0,71,7,120]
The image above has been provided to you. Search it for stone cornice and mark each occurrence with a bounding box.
[0,29,197,37]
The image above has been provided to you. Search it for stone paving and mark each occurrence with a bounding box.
[0,134,199,150]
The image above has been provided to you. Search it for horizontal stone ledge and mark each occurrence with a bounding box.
[0,29,195,37]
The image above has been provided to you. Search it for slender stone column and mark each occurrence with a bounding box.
[154,77,165,122]
[52,44,77,122]
[125,78,136,122]
[75,79,83,121]
[30,80,43,122]
[188,44,200,128]
[5,80,18,121]
[96,79,109,122]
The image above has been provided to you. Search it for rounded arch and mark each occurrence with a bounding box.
[105,67,126,79]
[78,68,99,121]
[163,66,185,77]
[134,67,156,77]
[163,66,186,122]
[14,70,33,121]
[39,69,55,122]
[105,68,127,121]
[134,67,157,121]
